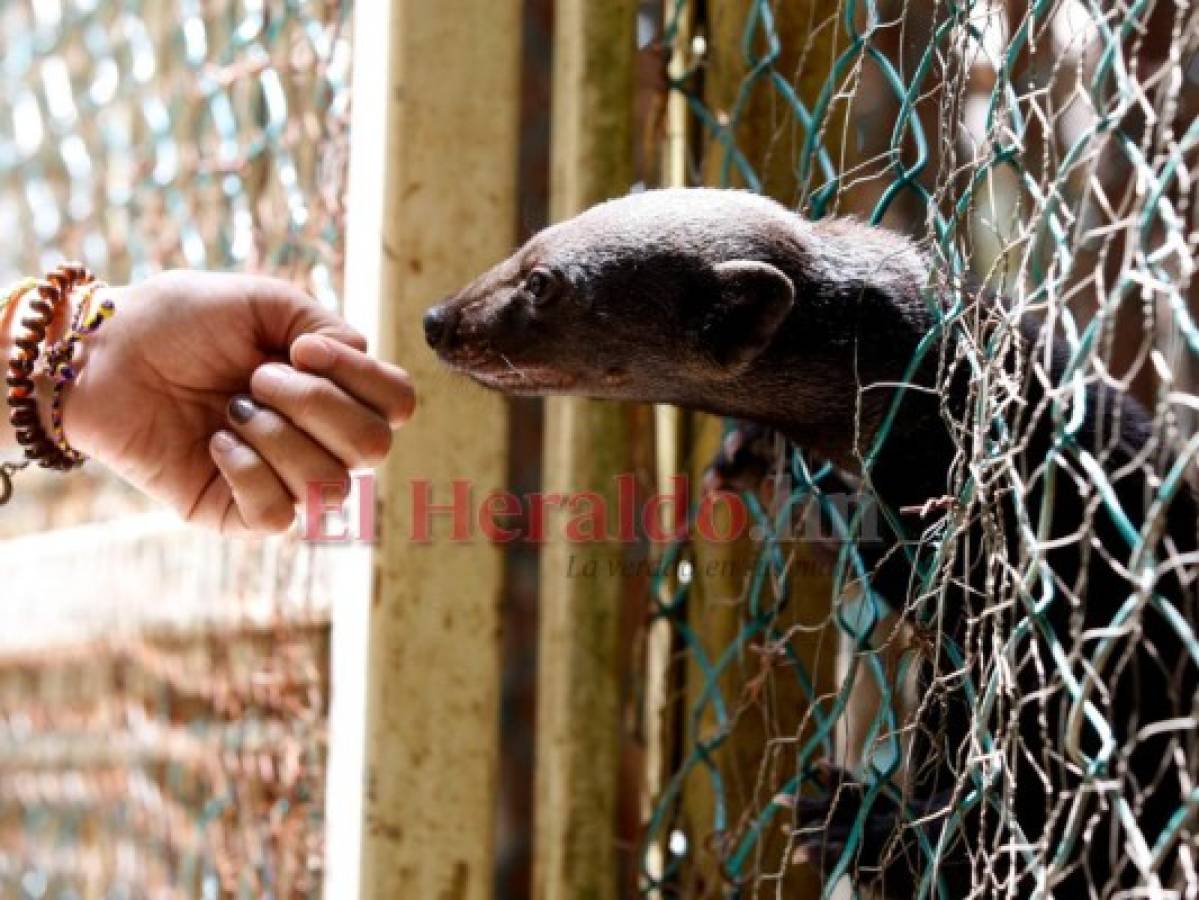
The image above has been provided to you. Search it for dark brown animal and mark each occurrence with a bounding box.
[425,188,1198,897]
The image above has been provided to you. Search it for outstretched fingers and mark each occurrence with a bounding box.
[208,430,298,535]
[250,364,394,470]
[223,395,351,504]
[290,334,415,428]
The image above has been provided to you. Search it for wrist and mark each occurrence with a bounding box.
[60,284,125,461]
[22,289,75,446]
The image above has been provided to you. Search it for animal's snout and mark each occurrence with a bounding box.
[423,304,458,351]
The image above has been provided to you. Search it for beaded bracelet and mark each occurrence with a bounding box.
[0,277,36,321]
[7,265,84,471]
[0,278,38,504]
[2,264,115,505]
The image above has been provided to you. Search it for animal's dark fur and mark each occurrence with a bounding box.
[425,188,1198,896]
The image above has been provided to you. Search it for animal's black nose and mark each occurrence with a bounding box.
[423,305,457,350]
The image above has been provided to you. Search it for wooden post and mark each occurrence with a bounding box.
[337,2,523,899]
[641,2,691,890]
[534,2,638,898]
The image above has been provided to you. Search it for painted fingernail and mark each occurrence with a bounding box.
[294,337,335,371]
[229,395,258,425]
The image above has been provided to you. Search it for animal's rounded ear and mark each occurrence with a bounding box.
[703,260,795,373]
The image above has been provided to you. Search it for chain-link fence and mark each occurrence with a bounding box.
[641,0,1199,896]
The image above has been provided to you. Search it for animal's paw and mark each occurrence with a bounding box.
[788,763,921,895]
[702,421,781,495]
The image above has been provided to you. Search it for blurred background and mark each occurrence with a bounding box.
[0,2,350,896]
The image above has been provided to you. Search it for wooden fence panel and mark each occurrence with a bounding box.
[533,2,640,898]
[350,2,523,898]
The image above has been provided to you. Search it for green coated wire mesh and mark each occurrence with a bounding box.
[0,1,352,895]
[640,0,1199,896]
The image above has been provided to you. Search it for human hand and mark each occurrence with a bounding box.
[63,270,414,534]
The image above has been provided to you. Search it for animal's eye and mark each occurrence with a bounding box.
[524,267,559,305]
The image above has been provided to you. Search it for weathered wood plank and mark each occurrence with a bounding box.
[534,2,639,898]
[351,2,522,898]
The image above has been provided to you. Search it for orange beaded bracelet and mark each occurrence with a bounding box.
[2,264,114,505]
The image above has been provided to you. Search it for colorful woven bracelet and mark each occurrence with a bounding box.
[44,281,115,463]
[2,263,116,505]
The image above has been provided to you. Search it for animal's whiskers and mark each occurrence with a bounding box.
[499,353,528,381]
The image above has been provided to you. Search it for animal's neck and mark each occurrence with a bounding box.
[775,386,957,511]
[711,234,952,503]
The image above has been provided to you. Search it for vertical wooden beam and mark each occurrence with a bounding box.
[534,2,638,898]
[345,2,522,899]
[641,1,691,889]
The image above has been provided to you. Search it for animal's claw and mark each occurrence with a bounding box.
[703,421,781,494]
[788,764,924,896]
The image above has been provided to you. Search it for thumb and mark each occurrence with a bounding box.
[244,275,367,353]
